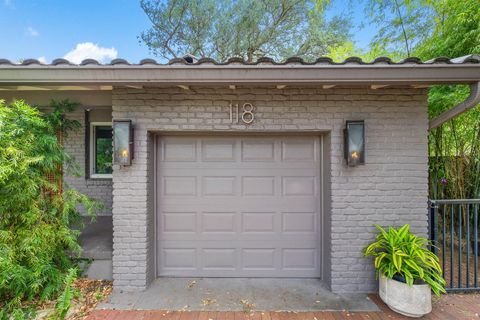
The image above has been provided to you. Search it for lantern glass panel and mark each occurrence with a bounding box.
[113,121,131,165]
[346,121,365,166]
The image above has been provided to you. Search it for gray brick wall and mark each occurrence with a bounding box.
[64,107,113,216]
[111,86,429,293]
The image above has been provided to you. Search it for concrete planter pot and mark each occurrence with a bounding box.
[378,274,432,317]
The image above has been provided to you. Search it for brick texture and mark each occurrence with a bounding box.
[64,107,113,216]
[111,86,429,293]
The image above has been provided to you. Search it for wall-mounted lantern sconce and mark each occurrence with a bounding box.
[113,120,133,166]
[344,120,365,167]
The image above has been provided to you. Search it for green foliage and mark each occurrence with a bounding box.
[415,0,480,59]
[53,268,79,320]
[327,41,390,62]
[43,99,81,135]
[364,224,446,296]
[412,0,480,199]
[139,0,351,62]
[364,0,435,58]
[0,99,100,319]
[94,127,113,175]
[366,0,480,199]
[427,85,480,199]
[365,0,480,59]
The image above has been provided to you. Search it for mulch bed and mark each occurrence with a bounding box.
[440,248,480,289]
[66,279,113,319]
[35,278,113,319]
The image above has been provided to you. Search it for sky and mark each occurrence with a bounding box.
[0,0,375,64]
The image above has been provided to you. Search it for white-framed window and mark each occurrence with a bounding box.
[89,122,113,179]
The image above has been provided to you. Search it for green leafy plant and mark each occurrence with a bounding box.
[94,291,104,301]
[53,268,79,320]
[364,224,446,296]
[0,99,101,319]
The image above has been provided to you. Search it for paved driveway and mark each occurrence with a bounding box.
[86,294,480,319]
[98,278,377,312]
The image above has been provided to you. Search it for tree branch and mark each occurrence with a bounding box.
[392,0,411,56]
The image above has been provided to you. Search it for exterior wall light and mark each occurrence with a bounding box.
[344,120,365,166]
[113,120,133,166]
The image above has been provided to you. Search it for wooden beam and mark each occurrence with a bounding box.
[53,85,112,90]
[370,84,389,90]
[0,86,16,90]
[0,85,113,91]
[125,85,143,90]
[322,85,336,89]
[2,85,51,90]
[178,85,190,90]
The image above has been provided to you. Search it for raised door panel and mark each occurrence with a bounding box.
[156,135,321,277]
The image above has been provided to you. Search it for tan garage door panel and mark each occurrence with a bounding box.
[156,135,321,277]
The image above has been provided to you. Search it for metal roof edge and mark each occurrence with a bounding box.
[0,56,479,86]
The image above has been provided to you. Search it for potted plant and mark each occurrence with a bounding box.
[364,224,446,318]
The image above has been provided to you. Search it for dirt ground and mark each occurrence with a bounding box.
[439,247,480,289]
[35,279,113,320]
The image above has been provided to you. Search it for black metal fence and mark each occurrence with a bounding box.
[429,199,480,292]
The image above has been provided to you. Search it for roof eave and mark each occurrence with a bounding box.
[0,64,479,86]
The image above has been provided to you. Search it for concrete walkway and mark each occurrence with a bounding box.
[99,278,378,312]
[78,216,113,280]
[78,216,113,259]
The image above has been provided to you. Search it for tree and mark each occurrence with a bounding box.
[365,0,480,59]
[327,41,389,62]
[368,0,480,199]
[415,0,480,199]
[139,0,352,62]
[363,0,480,199]
[365,0,434,58]
[415,0,480,59]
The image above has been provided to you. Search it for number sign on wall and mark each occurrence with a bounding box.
[229,103,255,125]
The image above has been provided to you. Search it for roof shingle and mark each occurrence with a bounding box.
[0,55,478,67]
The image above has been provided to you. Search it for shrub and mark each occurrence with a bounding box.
[364,224,446,296]
[0,99,100,319]
[53,268,79,320]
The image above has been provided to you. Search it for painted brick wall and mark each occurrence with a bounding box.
[64,107,113,216]
[111,86,429,293]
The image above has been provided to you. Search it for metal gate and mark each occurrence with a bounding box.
[429,199,480,292]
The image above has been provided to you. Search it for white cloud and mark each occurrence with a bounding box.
[63,42,118,64]
[26,26,39,37]
[37,56,47,64]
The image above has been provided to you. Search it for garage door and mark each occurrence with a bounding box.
[156,135,321,277]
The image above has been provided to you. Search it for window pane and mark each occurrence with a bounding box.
[95,126,113,174]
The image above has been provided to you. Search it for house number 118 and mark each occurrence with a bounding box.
[229,103,255,124]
